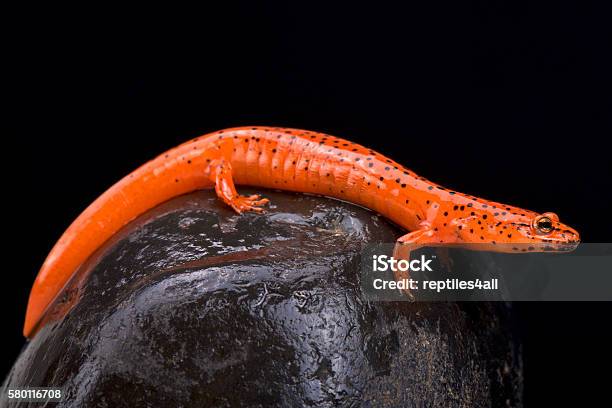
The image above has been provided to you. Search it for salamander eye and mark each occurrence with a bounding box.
[533,216,554,234]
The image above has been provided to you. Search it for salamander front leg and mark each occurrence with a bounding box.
[392,228,438,300]
[210,159,269,213]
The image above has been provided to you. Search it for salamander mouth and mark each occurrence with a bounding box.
[541,240,580,252]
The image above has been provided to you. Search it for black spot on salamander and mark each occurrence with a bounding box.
[467,203,473,207]
[470,228,474,233]
[453,205,458,210]
[513,223,530,227]
[385,166,390,171]
[482,215,488,219]
[460,205,465,211]
[272,149,277,153]
[508,234,512,238]
[428,186,433,190]
[443,211,448,216]
[379,177,384,181]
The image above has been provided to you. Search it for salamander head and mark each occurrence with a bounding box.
[503,211,581,252]
[453,206,580,253]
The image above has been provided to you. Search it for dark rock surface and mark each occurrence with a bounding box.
[2,190,522,407]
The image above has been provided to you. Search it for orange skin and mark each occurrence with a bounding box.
[24,127,580,337]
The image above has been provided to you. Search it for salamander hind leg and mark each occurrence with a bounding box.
[210,159,269,214]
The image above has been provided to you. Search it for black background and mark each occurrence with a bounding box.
[6,1,612,405]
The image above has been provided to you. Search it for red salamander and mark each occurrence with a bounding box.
[24,126,580,337]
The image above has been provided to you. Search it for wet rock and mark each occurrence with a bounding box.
[2,190,522,407]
